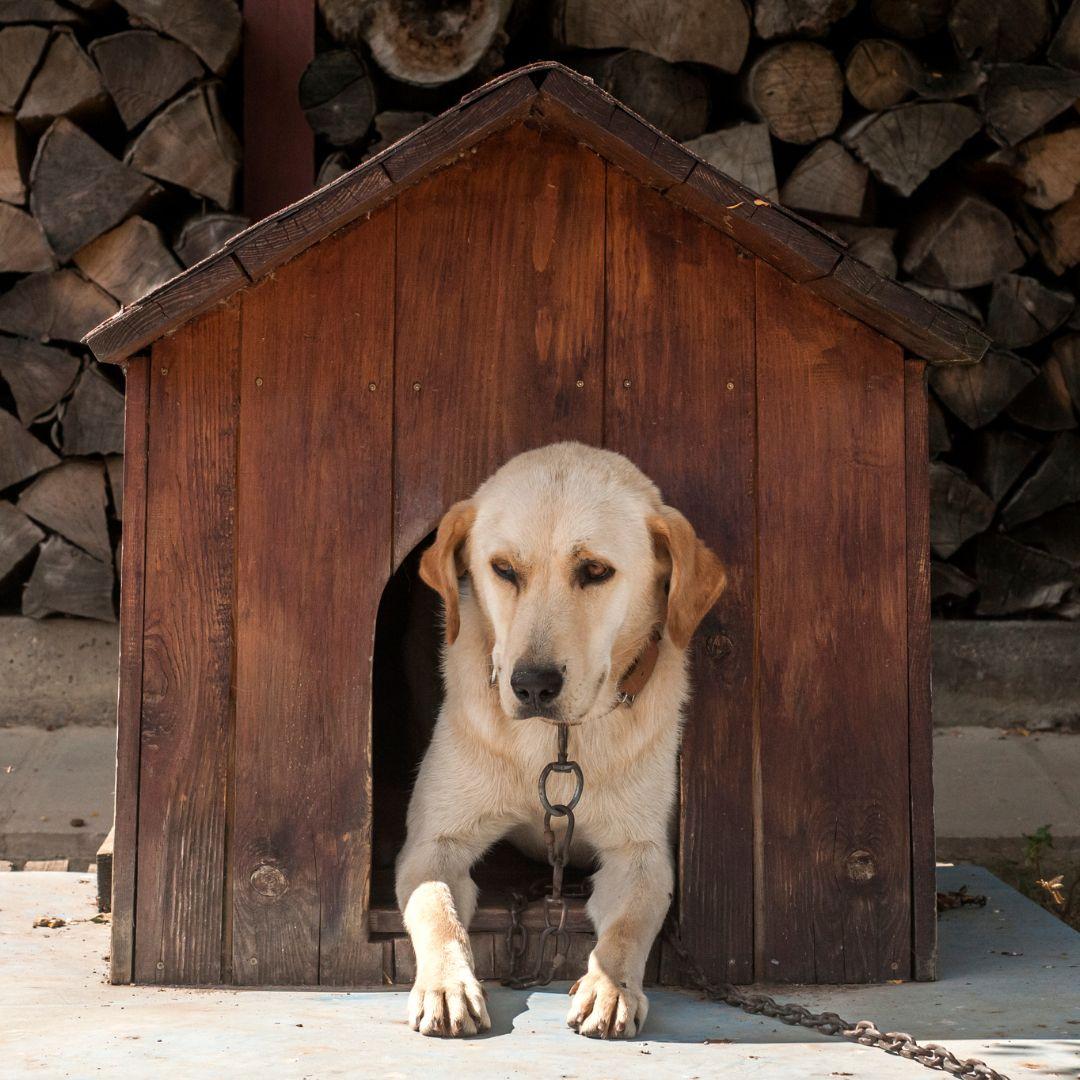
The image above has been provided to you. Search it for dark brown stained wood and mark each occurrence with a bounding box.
[111,358,148,983]
[756,263,911,982]
[904,361,936,981]
[232,205,394,986]
[135,302,239,984]
[393,123,605,565]
[605,169,756,983]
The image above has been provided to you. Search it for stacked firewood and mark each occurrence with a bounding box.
[307,0,1080,620]
[0,0,247,620]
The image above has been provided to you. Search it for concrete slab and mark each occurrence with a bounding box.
[0,725,114,863]
[1,866,1076,1078]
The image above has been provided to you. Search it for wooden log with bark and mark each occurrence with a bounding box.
[0,0,82,21]
[30,119,159,261]
[779,139,871,220]
[845,39,922,110]
[972,429,1042,502]
[976,534,1076,615]
[0,338,80,425]
[746,42,843,145]
[929,348,1038,428]
[89,30,203,129]
[0,270,117,343]
[0,25,49,112]
[73,217,180,305]
[987,274,1074,348]
[929,461,996,557]
[127,83,241,209]
[0,203,54,273]
[61,366,125,456]
[1001,431,1080,526]
[0,116,27,205]
[0,501,44,584]
[1006,355,1077,431]
[18,460,110,561]
[755,0,856,39]
[16,28,107,132]
[981,66,1080,147]
[948,0,1053,63]
[116,0,241,76]
[685,123,777,202]
[22,534,114,621]
[0,408,59,492]
[299,48,376,148]
[173,211,248,267]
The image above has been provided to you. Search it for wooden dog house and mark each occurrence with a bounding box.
[87,63,986,990]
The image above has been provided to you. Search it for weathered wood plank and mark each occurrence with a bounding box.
[232,204,394,986]
[604,168,756,984]
[135,303,239,984]
[755,263,911,983]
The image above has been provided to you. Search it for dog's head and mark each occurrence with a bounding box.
[420,443,726,724]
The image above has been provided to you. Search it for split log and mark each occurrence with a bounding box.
[870,0,948,39]
[830,223,897,277]
[22,534,115,621]
[321,0,514,86]
[116,0,241,76]
[0,338,80,425]
[0,203,54,272]
[928,392,951,455]
[0,270,117,343]
[1013,505,1080,567]
[0,408,59,492]
[907,284,984,323]
[1049,0,1080,70]
[553,0,749,73]
[976,534,1076,615]
[754,0,855,38]
[0,1,81,24]
[174,211,248,267]
[0,501,43,583]
[931,560,976,601]
[30,119,159,261]
[127,84,241,209]
[916,65,984,101]
[685,123,777,202]
[987,274,1074,348]
[1038,191,1080,275]
[843,103,980,196]
[73,217,180,305]
[0,115,27,205]
[16,28,107,132]
[1054,334,1080,404]
[578,51,710,143]
[779,139,871,221]
[972,429,1042,502]
[948,0,1053,63]
[105,455,123,520]
[299,48,376,148]
[746,42,843,145]
[1001,431,1080,526]
[0,25,48,112]
[845,39,921,110]
[981,66,1080,147]
[371,110,431,148]
[929,461,996,557]
[1006,355,1077,431]
[1001,128,1080,210]
[62,366,125,456]
[929,348,1037,428]
[89,31,203,130]
[18,459,110,562]
[902,194,1025,288]
[316,151,351,187]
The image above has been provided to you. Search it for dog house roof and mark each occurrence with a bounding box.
[84,62,988,367]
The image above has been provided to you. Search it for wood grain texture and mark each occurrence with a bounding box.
[231,204,394,986]
[242,0,315,220]
[135,303,239,984]
[604,169,757,984]
[393,123,605,565]
[111,356,149,984]
[905,359,937,981]
[755,262,912,983]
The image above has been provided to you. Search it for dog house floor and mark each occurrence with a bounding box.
[5,866,1076,1078]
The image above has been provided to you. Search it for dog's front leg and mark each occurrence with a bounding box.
[396,832,493,1037]
[568,840,673,1039]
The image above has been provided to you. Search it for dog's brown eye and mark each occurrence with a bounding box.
[492,559,517,584]
[580,561,614,586]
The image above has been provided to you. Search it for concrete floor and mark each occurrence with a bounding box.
[2,866,1077,1079]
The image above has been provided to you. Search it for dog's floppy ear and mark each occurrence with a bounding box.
[419,500,477,646]
[649,507,727,650]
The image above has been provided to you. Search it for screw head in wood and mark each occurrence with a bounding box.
[255,377,263,387]
[368,382,377,392]
[412,381,421,392]
[727,381,735,390]
[160,368,167,376]
[622,379,632,389]
[575,379,584,388]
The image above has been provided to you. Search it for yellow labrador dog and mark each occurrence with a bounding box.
[396,442,726,1040]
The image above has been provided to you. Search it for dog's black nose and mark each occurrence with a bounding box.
[510,664,564,709]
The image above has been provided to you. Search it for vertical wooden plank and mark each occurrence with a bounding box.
[135,304,239,984]
[111,356,149,984]
[232,206,394,986]
[605,169,757,984]
[243,0,315,219]
[755,263,911,983]
[393,123,605,563]
[906,359,937,981]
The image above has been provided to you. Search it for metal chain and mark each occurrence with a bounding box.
[661,922,1011,1080]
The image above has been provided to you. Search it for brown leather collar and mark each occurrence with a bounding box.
[616,629,663,704]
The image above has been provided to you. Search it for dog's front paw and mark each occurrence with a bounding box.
[566,971,648,1039]
[408,953,490,1038]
